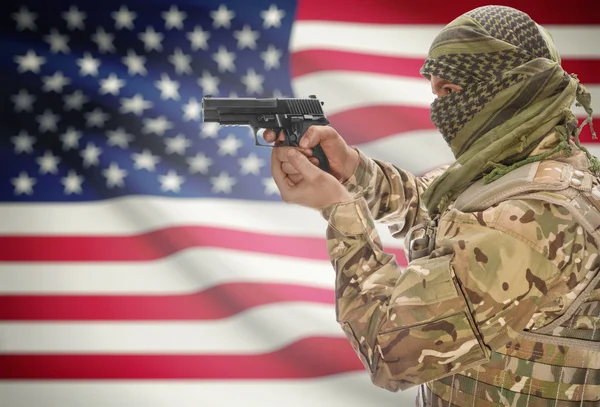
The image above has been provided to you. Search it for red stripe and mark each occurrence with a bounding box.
[0,226,407,264]
[329,105,434,144]
[292,50,600,86]
[296,0,600,24]
[0,337,363,379]
[329,105,599,146]
[561,60,600,85]
[291,50,426,79]
[0,283,335,321]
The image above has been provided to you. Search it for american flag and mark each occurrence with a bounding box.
[0,0,597,405]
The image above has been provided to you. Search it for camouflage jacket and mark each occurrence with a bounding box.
[319,137,600,406]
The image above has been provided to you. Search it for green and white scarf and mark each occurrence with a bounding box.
[419,5,597,216]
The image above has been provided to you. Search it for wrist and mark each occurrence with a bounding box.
[341,147,360,183]
[320,188,354,210]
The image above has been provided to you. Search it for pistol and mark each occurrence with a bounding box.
[201,95,331,172]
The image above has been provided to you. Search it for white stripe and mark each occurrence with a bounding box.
[293,71,600,117]
[358,130,454,175]
[0,197,406,249]
[0,374,416,407]
[0,303,340,353]
[293,71,435,113]
[290,21,600,59]
[0,248,338,294]
[359,133,600,176]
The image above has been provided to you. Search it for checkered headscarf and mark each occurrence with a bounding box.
[419,6,596,215]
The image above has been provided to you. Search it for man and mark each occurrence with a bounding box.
[264,5,600,407]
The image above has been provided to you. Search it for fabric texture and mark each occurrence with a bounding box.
[419,5,596,216]
[320,141,600,405]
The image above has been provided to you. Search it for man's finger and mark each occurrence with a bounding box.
[299,126,331,148]
[275,146,312,163]
[281,162,299,176]
[263,129,276,143]
[270,148,288,190]
[287,149,321,181]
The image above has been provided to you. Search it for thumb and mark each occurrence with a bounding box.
[299,126,325,148]
[287,149,320,180]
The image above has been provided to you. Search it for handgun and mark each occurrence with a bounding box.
[201,95,331,172]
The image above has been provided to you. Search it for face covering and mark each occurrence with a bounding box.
[419,5,597,216]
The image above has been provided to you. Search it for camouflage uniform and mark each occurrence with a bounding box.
[320,135,600,406]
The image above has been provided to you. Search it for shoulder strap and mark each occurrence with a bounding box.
[454,160,574,213]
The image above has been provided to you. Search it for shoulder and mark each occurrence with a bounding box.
[440,197,583,268]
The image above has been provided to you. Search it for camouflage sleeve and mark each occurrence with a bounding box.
[320,197,570,392]
[342,147,449,237]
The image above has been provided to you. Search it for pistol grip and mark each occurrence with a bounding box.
[311,144,330,173]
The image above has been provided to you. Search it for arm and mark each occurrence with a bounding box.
[343,148,449,237]
[320,196,584,392]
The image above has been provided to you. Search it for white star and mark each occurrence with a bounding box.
[239,153,265,175]
[36,150,61,174]
[107,127,134,148]
[60,127,81,150]
[64,90,89,111]
[164,134,191,155]
[61,170,84,195]
[233,25,260,49]
[120,94,153,116]
[85,108,110,127]
[261,4,285,28]
[92,27,116,53]
[132,149,160,171]
[11,89,36,112]
[112,5,137,30]
[80,142,102,167]
[212,46,236,73]
[183,97,201,121]
[241,68,264,95]
[210,171,236,194]
[77,52,101,76]
[210,5,235,29]
[36,110,60,132]
[162,5,186,30]
[261,45,282,70]
[139,26,164,52]
[272,88,286,98]
[14,50,46,74]
[169,48,192,75]
[187,152,213,175]
[187,26,210,50]
[122,50,147,76]
[102,162,128,188]
[262,178,280,195]
[62,6,86,30]
[159,170,184,193]
[155,73,180,100]
[99,73,125,95]
[42,71,71,93]
[12,6,37,31]
[142,116,173,136]
[44,28,70,54]
[12,172,37,195]
[217,134,242,156]
[200,122,220,139]
[198,70,220,95]
[11,130,36,154]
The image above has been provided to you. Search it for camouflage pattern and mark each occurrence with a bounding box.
[320,137,600,406]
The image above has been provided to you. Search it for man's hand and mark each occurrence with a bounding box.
[272,148,354,210]
[262,126,359,184]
